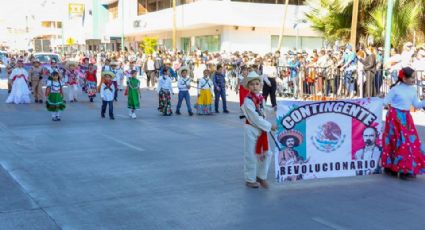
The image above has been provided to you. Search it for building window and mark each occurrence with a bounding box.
[108,2,118,19]
[138,0,148,15]
[232,0,305,4]
[158,0,172,11]
[41,21,62,29]
[195,35,220,52]
[271,35,323,51]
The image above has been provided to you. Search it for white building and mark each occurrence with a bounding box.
[103,0,324,54]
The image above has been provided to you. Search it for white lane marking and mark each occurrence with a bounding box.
[101,134,145,152]
[312,217,348,230]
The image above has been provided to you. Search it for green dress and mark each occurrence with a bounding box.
[127,77,140,109]
[46,80,66,112]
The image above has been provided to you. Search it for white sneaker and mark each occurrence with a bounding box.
[131,113,136,119]
[128,110,133,117]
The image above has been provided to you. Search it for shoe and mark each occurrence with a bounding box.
[56,116,61,121]
[245,181,260,188]
[176,111,181,115]
[110,117,115,120]
[74,99,78,102]
[39,100,43,104]
[131,113,136,119]
[90,98,94,102]
[52,117,57,121]
[256,177,269,189]
[129,110,133,117]
[101,114,105,118]
[35,100,39,103]
[215,110,219,113]
[189,111,193,116]
[223,110,230,114]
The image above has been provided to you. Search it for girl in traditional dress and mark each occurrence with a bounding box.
[6,59,31,104]
[236,66,250,119]
[125,70,141,119]
[85,63,97,102]
[382,67,425,179]
[65,61,80,103]
[45,71,66,121]
[156,68,173,116]
[195,69,214,115]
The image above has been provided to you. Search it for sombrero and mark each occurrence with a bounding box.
[65,60,79,68]
[242,71,262,88]
[278,130,304,147]
[102,71,115,78]
[177,66,189,76]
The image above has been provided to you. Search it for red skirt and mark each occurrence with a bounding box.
[381,107,425,175]
[239,85,249,106]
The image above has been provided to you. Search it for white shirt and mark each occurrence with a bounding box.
[262,66,277,78]
[100,82,116,101]
[177,77,191,91]
[384,83,425,110]
[10,67,29,80]
[197,77,213,95]
[354,145,381,161]
[157,75,173,93]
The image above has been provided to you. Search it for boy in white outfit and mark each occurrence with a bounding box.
[242,71,277,188]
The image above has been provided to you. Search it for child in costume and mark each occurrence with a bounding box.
[157,68,174,116]
[6,59,31,104]
[100,72,116,120]
[45,71,66,121]
[125,70,141,119]
[65,61,80,103]
[176,66,194,116]
[85,63,97,102]
[242,71,277,188]
[195,69,214,115]
[382,67,425,179]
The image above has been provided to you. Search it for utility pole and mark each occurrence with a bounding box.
[172,0,177,51]
[277,0,289,51]
[350,0,359,50]
[383,0,394,66]
[121,0,124,51]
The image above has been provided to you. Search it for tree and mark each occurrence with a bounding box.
[140,37,158,55]
[305,0,424,48]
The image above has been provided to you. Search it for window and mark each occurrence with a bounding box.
[232,0,305,4]
[41,21,62,29]
[108,2,118,19]
[271,35,323,51]
[158,0,171,11]
[195,35,220,52]
[137,0,148,15]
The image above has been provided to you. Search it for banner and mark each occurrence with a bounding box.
[274,98,383,182]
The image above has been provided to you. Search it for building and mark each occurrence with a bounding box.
[103,0,324,54]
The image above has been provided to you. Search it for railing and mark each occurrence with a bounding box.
[275,66,425,100]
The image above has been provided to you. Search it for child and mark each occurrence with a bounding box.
[45,71,66,121]
[125,70,141,119]
[176,67,194,116]
[242,71,277,188]
[382,67,425,179]
[195,69,214,115]
[65,61,80,103]
[156,68,174,116]
[85,63,97,102]
[100,72,116,120]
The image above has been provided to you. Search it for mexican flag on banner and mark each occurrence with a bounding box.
[274,98,383,183]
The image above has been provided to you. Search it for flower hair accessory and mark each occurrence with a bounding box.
[398,69,405,81]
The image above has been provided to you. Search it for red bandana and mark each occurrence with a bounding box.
[246,92,269,155]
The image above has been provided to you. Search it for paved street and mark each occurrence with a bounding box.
[1,86,425,230]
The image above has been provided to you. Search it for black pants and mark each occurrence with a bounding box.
[101,100,114,118]
[263,78,277,107]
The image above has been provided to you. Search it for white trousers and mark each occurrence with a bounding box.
[68,84,78,101]
[244,125,272,183]
[51,111,60,118]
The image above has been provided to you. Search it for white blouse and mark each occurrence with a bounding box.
[384,83,425,110]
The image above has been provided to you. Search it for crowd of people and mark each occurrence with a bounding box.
[2,41,425,186]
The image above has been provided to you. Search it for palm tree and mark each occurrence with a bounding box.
[305,0,423,48]
[364,0,422,50]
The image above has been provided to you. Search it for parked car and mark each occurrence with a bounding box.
[33,53,62,64]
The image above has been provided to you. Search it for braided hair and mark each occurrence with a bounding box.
[390,67,415,89]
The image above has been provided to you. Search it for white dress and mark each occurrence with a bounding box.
[6,68,31,104]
